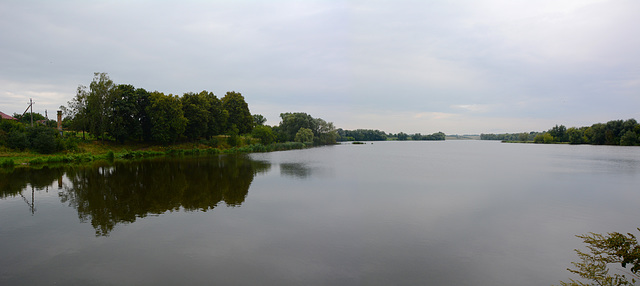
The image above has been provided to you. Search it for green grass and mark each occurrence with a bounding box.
[0,136,310,169]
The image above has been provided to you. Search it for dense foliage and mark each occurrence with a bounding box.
[480,132,543,142]
[62,73,252,145]
[335,129,446,142]
[336,129,388,141]
[1,73,342,154]
[481,119,640,146]
[273,112,338,145]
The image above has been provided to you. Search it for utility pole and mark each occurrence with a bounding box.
[21,98,35,126]
[30,98,33,127]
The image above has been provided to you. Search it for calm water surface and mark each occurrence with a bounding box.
[2,141,640,285]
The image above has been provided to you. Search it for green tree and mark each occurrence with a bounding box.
[620,131,638,146]
[278,112,317,142]
[313,118,338,145]
[135,88,153,142]
[397,132,409,141]
[295,127,314,143]
[181,91,211,141]
[251,125,276,145]
[86,72,115,141]
[202,91,227,137]
[549,125,568,142]
[221,91,253,134]
[253,114,267,126]
[558,229,640,286]
[567,127,585,144]
[146,92,187,144]
[518,132,530,142]
[108,84,142,143]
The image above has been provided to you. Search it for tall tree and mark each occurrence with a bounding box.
[181,91,211,141]
[146,92,187,144]
[135,88,152,142]
[313,118,337,145]
[278,112,317,142]
[65,84,90,139]
[203,91,227,137]
[86,72,115,141]
[221,91,253,134]
[108,84,141,143]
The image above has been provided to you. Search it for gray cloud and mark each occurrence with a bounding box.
[1,0,638,133]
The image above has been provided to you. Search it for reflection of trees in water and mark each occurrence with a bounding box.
[279,163,313,179]
[58,155,270,236]
[0,155,269,236]
[1,167,66,215]
[0,167,65,199]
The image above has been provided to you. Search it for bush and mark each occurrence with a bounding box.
[31,130,58,154]
[7,131,29,150]
[0,159,15,168]
[106,150,115,161]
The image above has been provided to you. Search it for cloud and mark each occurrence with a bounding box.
[1,0,639,133]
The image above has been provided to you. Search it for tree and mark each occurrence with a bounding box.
[313,118,338,145]
[86,72,115,141]
[108,84,141,143]
[221,91,252,134]
[202,91,227,137]
[518,132,529,142]
[558,229,640,286]
[253,114,267,126]
[397,132,408,141]
[65,84,90,139]
[295,127,314,143]
[549,125,568,143]
[181,91,211,141]
[251,125,276,145]
[620,131,638,146]
[567,127,585,145]
[135,88,153,142]
[146,92,187,144]
[278,112,317,142]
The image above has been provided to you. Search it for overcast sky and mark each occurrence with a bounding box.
[1,0,638,134]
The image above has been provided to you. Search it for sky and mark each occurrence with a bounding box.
[1,0,639,134]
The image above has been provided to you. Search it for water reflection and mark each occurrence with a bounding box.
[1,155,270,236]
[279,162,313,179]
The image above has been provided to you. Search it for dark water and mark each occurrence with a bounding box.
[2,141,640,285]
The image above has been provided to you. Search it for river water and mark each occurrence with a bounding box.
[1,140,640,285]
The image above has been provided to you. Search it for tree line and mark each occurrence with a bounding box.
[481,119,640,146]
[335,129,446,141]
[63,72,253,144]
[0,73,340,154]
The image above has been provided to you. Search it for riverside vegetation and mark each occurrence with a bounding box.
[481,119,640,146]
[1,73,449,168]
[0,73,340,168]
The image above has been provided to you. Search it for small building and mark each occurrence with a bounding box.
[0,111,17,121]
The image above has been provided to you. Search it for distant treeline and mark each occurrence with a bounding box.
[481,119,640,146]
[480,132,542,142]
[336,129,445,141]
[336,129,388,141]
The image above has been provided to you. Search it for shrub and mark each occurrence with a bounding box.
[7,131,29,150]
[106,150,115,161]
[0,159,15,168]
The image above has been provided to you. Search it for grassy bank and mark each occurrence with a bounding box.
[0,137,309,169]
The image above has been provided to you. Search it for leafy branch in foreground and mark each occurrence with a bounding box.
[558,229,640,286]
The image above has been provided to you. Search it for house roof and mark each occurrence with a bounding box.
[1,111,17,120]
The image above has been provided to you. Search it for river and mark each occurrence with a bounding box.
[2,140,640,285]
